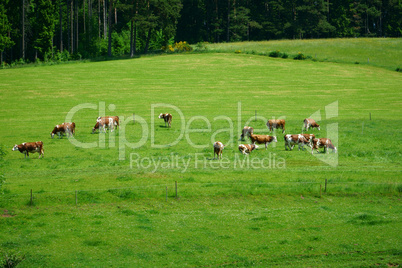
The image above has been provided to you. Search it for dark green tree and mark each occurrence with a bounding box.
[229,6,261,41]
[0,0,14,64]
[383,0,402,37]
[32,0,55,60]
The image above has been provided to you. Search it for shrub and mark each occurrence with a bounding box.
[269,50,281,58]
[163,41,193,53]
[71,53,82,60]
[235,50,241,54]
[281,53,288,59]
[396,67,401,72]
[174,41,193,52]
[1,252,25,268]
[195,42,208,51]
[294,52,306,60]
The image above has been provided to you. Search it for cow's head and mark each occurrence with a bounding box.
[317,124,320,131]
[158,113,164,119]
[92,122,100,134]
[12,145,19,151]
[251,144,258,150]
[272,136,278,142]
[51,132,55,138]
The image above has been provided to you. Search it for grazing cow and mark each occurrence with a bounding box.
[12,141,44,158]
[284,134,311,151]
[300,133,315,143]
[311,138,337,154]
[238,144,258,155]
[240,126,254,141]
[249,133,277,149]
[159,113,172,128]
[97,116,119,129]
[51,122,75,138]
[92,117,114,133]
[213,141,225,160]
[304,118,320,131]
[66,122,76,135]
[267,119,285,133]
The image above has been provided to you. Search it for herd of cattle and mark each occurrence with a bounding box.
[12,114,336,159]
[214,118,336,159]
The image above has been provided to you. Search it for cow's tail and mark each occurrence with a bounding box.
[40,141,44,157]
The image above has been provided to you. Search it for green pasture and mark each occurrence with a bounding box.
[205,38,402,71]
[0,39,401,266]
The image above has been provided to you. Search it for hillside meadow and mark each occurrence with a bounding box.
[0,39,401,266]
[204,38,402,71]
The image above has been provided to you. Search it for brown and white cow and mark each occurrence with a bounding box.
[51,122,75,138]
[12,141,44,158]
[249,133,277,149]
[240,126,254,141]
[267,119,285,133]
[300,133,315,143]
[97,116,119,129]
[213,141,225,160]
[284,134,311,151]
[304,118,320,131]
[159,113,172,128]
[238,144,258,155]
[311,138,337,154]
[92,117,115,133]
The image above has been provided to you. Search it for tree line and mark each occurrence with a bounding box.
[0,0,401,64]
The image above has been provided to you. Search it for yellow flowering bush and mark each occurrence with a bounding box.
[163,41,193,53]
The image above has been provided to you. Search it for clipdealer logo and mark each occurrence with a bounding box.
[64,101,337,170]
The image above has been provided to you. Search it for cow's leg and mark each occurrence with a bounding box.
[290,144,295,150]
[265,143,268,149]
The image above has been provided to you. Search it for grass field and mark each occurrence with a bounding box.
[0,39,401,267]
[204,38,402,71]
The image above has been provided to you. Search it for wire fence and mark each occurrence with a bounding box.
[2,180,401,207]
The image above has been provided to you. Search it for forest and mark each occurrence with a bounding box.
[0,0,401,64]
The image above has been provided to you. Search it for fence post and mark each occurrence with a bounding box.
[369,112,371,120]
[30,189,33,206]
[325,179,327,193]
